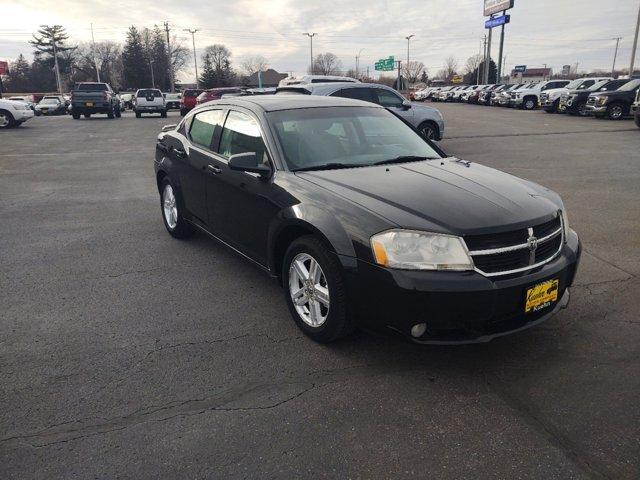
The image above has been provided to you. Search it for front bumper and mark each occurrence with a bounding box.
[509,97,523,106]
[629,103,639,115]
[14,109,35,122]
[346,230,581,344]
[585,104,607,114]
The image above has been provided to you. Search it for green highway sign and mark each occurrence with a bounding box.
[375,56,395,71]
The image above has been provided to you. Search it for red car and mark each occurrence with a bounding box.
[179,89,204,116]
[195,87,243,106]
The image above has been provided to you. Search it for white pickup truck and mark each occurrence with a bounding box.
[508,80,571,110]
[0,98,35,129]
[540,77,611,113]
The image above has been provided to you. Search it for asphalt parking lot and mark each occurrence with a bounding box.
[1,105,639,479]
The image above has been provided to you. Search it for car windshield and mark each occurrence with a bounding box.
[617,79,640,91]
[588,80,609,91]
[41,99,59,105]
[268,106,442,171]
[564,79,584,90]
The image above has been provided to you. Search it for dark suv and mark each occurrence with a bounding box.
[586,79,640,119]
[560,79,630,116]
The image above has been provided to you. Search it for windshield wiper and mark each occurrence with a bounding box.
[373,155,436,166]
[292,162,356,172]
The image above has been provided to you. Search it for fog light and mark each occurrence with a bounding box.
[411,323,427,338]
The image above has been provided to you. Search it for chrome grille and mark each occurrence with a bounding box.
[464,215,563,277]
[587,96,597,106]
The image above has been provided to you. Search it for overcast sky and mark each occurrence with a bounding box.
[2,0,639,81]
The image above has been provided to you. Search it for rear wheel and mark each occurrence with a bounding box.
[0,110,15,129]
[84,113,91,119]
[115,107,121,118]
[72,112,80,120]
[135,111,141,118]
[606,103,625,120]
[180,108,187,116]
[283,236,354,343]
[635,114,640,128]
[161,110,167,118]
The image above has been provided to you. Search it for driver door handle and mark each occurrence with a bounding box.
[207,164,222,175]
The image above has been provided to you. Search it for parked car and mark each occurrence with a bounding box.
[452,85,474,102]
[478,84,504,105]
[164,92,182,110]
[460,85,486,103]
[120,93,134,110]
[467,85,492,104]
[540,77,611,113]
[196,87,244,105]
[180,88,204,116]
[509,80,570,110]
[441,85,467,102]
[585,78,640,119]
[560,79,630,116]
[71,82,121,119]
[496,84,527,106]
[278,75,360,87]
[632,89,640,128]
[35,96,67,115]
[431,86,453,102]
[413,87,434,101]
[0,98,35,129]
[276,81,444,140]
[134,88,167,118]
[154,95,580,344]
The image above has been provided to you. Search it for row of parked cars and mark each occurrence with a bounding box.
[415,77,640,123]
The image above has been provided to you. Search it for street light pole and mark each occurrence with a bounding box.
[184,29,199,87]
[405,34,414,86]
[630,0,640,75]
[611,37,622,76]
[149,59,155,89]
[90,23,101,82]
[356,48,364,78]
[303,33,317,74]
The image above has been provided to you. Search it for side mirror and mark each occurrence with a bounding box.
[228,152,272,177]
[401,99,412,109]
[161,124,177,132]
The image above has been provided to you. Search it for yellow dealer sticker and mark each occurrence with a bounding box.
[525,279,559,313]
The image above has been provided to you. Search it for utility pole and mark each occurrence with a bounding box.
[90,23,100,82]
[356,48,363,78]
[396,60,402,91]
[611,37,622,77]
[496,11,506,81]
[163,21,175,92]
[405,34,414,87]
[481,35,487,84]
[184,29,199,87]
[303,33,317,74]
[477,36,484,84]
[149,59,155,88]
[52,39,62,94]
[630,0,640,76]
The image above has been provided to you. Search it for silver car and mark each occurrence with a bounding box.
[275,82,445,140]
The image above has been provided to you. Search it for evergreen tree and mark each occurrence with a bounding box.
[122,26,147,89]
[200,53,217,88]
[29,25,76,91]
[463,59,498,85]
[5,54,32,92]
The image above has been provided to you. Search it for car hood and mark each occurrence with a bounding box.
[296,158,561,235]
[543,87,568,96]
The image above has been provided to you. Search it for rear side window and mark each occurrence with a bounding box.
[137,89,162,97]
[374,88,404,108]
[331,88,376,103]
[189,110,224,149]
[219,111,269,164]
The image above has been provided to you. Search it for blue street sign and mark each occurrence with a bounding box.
[485,14,510,29]
[514,65,527,73]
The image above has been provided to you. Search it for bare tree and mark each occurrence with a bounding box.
[169,35,190,74]
[402,60,425,84]
[464,54,483,75]
[312,52,342,75]
[443,55,459,80]
[240,55,269,76]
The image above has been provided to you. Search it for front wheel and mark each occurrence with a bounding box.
[418,122,438,141]
[523,97,537,110]
[635,114,640,128]
[283,236,354,343]
[606,103,625,120]
[159,178,194,239]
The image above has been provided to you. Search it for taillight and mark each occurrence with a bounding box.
[102,91,107,101]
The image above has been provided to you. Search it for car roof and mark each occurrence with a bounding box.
[197,94,383,112]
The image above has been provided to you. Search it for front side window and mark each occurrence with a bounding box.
[268,106,441,171]
[189,109,224,149]
[374,89,404,108]
[219,111,269,165]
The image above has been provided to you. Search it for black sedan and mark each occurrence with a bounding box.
[154,96,581,344]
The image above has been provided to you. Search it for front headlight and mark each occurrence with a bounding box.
[596,96,608,106]
[371,230,474,271]
[561,209,570,243]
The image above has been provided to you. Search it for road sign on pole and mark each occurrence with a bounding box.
[374,56,395,71]
[485,14,510,29]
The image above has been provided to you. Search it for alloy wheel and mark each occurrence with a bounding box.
[610,105,623,119]
[162,184,178,230]
[420,125,435,140]
[0,113,9,128]
[289,253,330,327]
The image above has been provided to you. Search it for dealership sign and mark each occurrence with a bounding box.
[0,61,8,75]
[514,65,527,73]
[484,0,514,16]
[485,14,510,29]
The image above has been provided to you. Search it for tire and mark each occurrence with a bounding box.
[418,121,438,141]
[544,100,559,114]
[0,109,16,129]
[161,110,167,118]
[135,111,141,118]
[159,177,194,239]
[72,112,81,120]
[283,235,354,343]
[635,114,640,128]
[523,97,537,110]
[115,108,121,118]
[107,107,115,119]
[180,108,187,116]
[84,113,91,119]
[606,103,625,120]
